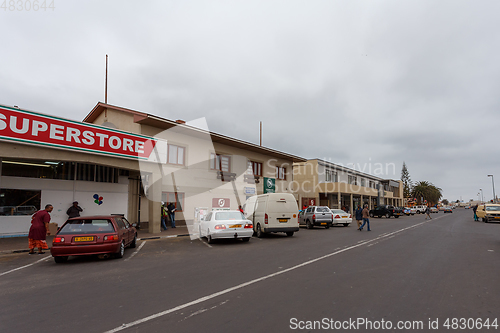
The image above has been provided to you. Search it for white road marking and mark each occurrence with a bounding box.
[198,238,212,248]
[0,255,50,277]
[124,241,146,261]
[103,218,437,333]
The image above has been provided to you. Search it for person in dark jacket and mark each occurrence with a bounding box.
[473,204,478,221]
[66,201,83,218]
[167,202,176,228]
[355,206,363,229]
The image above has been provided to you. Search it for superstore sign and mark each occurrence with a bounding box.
[0,105,160,160]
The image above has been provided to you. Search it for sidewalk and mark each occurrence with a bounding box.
[0,226,191,255]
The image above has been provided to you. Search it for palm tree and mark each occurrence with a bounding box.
[411,181,442,205]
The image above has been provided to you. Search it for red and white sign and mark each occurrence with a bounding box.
[0,105,163,161]
[212,198,230,208]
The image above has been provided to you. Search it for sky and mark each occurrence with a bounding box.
[1,0,500,202]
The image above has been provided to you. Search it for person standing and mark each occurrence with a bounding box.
[167,202,176,228]
[161,202,168,231]
[359,204,371,231]
[425,205,432,220]
[473,204,478,221]
[66,201,83,218]
[355,205,363,229]
[28,204,53,254]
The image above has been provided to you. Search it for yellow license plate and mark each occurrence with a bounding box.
[229,224,242,228]
[74,236,94,242]
[321,223,326,225]
[278,219,287,222]
[342,216,347,218]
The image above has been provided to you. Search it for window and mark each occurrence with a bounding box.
[326,170,337,182]
[210,153,231,172]
[247,161,262,176]
[276,166,287,180]
[168,144,185,165]
[361,178,366,187]
[369,181,375,189]
[162,192,184,212]
[0,189,41,216]
[348,175,357,185]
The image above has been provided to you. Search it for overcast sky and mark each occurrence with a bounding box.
[1,0,500,202]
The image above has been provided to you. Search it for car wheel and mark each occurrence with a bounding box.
[484,217,488,223]
[385,213,391,218]
[256,224,264,238]
[306,220,313,229]
[54,256,68,263]
[416,211,420,214]
[115,241,125,259]
[325,224,330,229]
[286,231,294,237]
[343,223,348,227]
[241,237,250,242]
[207,231,213,244]
[395,216,400,218]
[129,234,137,248]
[370,213,374,218]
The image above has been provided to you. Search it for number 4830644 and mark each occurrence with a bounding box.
[1,0,56,11]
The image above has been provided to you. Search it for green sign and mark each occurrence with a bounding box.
[263,177,275,193]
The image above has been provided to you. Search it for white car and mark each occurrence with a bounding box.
[200,210,253,244]
[330,209,352,227]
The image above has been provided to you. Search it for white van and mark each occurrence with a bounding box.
[243,193,299,238]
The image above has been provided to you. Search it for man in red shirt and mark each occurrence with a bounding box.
[28,204,53,254]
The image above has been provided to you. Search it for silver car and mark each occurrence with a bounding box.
[299,206,333,229]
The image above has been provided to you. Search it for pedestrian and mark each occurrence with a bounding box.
[355,205,363,229]
[359,204,371,231]
[66,201,83,218]
[425,205,432,219]
[28,204,53,254]
[161,202,168,231]
[167,202,176,228]
[473,204,478,221]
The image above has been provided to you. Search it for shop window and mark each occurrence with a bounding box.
[1,159,75,180]
[276,166,287,180]
[162,192,184,212]
[247,161,262,177]
[0,189,41,216]
[168,144,185,165]
[210,153,231,172]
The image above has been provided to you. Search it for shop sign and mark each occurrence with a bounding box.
[263,177,275,193]
[0,105,165,162]
[212,198,230,208]
[244,187,256,195]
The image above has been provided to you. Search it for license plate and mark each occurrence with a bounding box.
[342,216,347,218]
[321,223,326,225]
[229,224,241,228]
[278,219,288,222]
[74,236,94,242]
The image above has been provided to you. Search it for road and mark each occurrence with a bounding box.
[1,208,499,332]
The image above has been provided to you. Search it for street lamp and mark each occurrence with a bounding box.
[480,188,483,203]
[488,175,496,203]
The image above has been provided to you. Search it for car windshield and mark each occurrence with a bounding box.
[485,206,500,211]
[58,219,115,234]
[215,212,245,221]
[316,207,330,213]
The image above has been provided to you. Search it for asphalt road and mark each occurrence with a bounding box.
[1,208,499,333]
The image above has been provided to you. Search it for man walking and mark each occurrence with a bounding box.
[28,204,53,254]
[425,205,432,220]
[355,205,363,229]
[359,204,371,231]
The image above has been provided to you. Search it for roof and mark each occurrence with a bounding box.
[84,102,307,162]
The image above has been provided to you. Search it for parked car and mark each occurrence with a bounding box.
[50,215,137,263]
[330,209,352,227]
[475,204,500,223]
[413,205,427,214]
[369,205,403,218]
[430,207,439,213]
[404,207,416,215]
[244,193,299,237]
[443,206,453,213]
[299,206,333,229]
[200,210,253,243]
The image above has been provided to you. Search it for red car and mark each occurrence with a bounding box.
[50,215,137,263]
